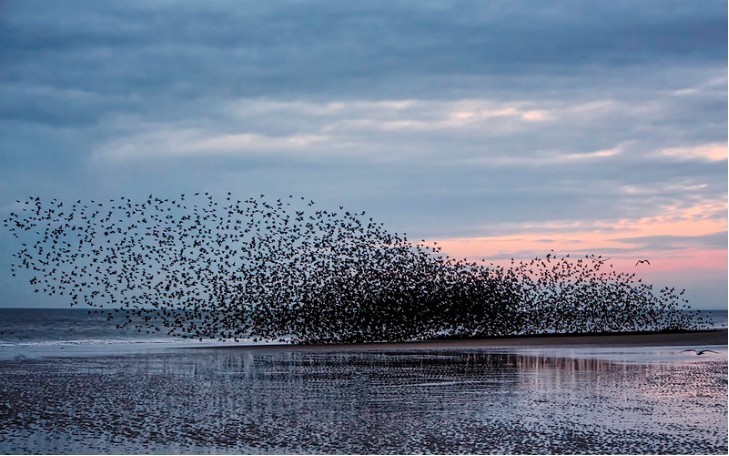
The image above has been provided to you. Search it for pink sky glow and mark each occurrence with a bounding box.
[433,210,726,274]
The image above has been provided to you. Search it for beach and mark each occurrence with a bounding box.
[1,329,726,454]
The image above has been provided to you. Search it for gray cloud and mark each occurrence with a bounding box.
[613,232,728,252]
[2,1,725,105]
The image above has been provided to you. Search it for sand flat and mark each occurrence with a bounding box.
[1,343,726,454]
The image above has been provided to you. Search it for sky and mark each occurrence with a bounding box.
[0,0,726,309]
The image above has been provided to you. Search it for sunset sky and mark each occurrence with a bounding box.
[0,0,726,309]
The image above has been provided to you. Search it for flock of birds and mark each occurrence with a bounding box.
[3,193,705,344]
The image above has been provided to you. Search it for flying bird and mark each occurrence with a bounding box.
[680,349,719,355]
[2,193,706,344]
[635,259,651,266]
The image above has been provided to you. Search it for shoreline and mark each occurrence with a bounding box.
[186,328,728,353]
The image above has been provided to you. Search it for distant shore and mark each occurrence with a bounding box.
[191,328,728,352]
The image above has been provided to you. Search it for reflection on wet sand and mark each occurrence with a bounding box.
[0,350,726,454]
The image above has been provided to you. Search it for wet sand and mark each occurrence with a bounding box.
[1,331,726,454]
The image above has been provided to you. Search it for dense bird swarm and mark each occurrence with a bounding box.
[4,194,703,343]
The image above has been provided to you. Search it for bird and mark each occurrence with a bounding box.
[635,259,651,266]
[680,349,719,355]
[2,192,704,344]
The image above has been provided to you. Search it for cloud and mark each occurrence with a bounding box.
[88,91,725,168]
[434,194,727,261]
[655,143,728,162]
[92,129,336,162]
[79,79,725,243]
[2,1,725,107]
[614,232,728,251]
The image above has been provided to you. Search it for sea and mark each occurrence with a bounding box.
[0,308,268,360]
[0,307,726,360]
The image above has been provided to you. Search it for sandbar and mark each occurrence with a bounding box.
[191,328,728,352]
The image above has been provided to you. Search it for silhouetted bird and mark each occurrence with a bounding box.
[2,193,702,344]
[680,349,719,355]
